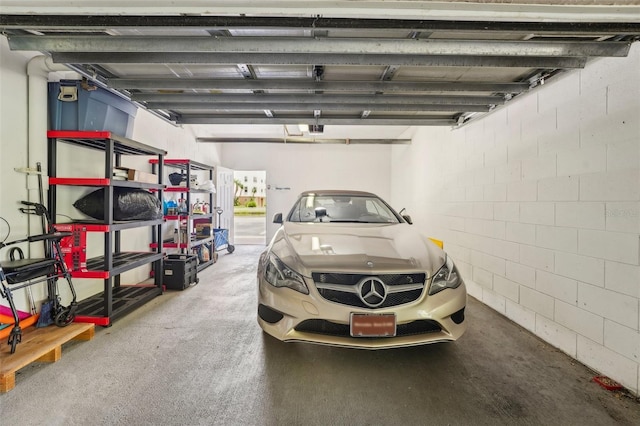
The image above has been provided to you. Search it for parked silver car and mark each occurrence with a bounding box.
[257,190,467,349]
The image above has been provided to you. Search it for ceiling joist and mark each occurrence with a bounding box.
[178,116,457,126]
[145,102,493,112]
[8,35,631,57]
[2,15,640,35]
[2,13,639,128]
[109,79,530,93]
[196,137,411,144]
[51,52,589,68]
[131,94,505,105]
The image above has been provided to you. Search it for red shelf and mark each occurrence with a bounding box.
[149,158,213,171]
[164,215,189,221]
[55,223,110,232]
[148,157,215,272]
[48,130,115,139]
[151,242,187,249]
[50,177,112,186]
[150,158,189,165]
[48,131,166,325]
[70,270,111,279]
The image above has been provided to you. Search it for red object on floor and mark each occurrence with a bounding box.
[73,316,110,326]
[592,376,623,391]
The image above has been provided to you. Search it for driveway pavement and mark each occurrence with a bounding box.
[234,215,266,245]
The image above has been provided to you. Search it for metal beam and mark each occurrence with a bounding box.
[110,78,530,93]
[2,15,640,34]
[9,35,631,57]
[235,63,274,117]
[195,137,412,144]
[177,116,457,126]
[145,102,492,112]
[51,52,587,69]
[51,52,588,68]
[132,93,505,105]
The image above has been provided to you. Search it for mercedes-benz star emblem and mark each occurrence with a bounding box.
[358,277,387,308]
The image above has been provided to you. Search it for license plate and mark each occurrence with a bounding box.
[350,313,396,337]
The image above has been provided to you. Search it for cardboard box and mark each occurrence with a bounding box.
[114,167,158,184]
[195,223,212,237]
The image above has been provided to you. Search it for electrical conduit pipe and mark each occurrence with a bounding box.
[25,56,74,249]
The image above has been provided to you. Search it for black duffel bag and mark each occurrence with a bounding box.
[73,187,163,221]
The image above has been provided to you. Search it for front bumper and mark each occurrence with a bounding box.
[257,275,467,349]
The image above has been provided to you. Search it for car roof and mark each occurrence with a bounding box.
[299,190,378,198]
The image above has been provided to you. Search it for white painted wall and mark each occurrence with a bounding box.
[1,38,52,311]
[391,43,640,394]
[0,37,222,312]
[221,142,394,243]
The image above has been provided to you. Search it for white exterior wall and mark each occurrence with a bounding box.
[0,37,222,311]
[235,170,267,200]
[391,43,640,393]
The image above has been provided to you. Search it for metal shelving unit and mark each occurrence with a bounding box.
[149,159,216,272]
[48,130,167,326]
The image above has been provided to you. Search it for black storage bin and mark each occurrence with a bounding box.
[163,254,198,290]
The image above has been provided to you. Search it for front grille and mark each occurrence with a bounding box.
[312,272,425,286]
[295,319,441,338]
[318,288,423,309]
[312,272,426,309]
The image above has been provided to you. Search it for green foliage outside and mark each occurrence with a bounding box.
[234,206,266,216]
[234,178,244,206]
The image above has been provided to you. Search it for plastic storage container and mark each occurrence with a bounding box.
[163,254,199,290]
[48,80,137,138]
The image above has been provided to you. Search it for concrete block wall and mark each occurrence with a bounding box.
[391,43,640,393]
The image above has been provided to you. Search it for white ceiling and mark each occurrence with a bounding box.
[1,1,639,142]
[4,1,640,22]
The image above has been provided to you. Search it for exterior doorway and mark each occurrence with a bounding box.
[215,166,235,245]
[233,170,267,245]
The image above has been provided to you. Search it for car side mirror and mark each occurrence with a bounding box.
[315,207,327,219]
[398,208,412,225]
[273,213,283,224]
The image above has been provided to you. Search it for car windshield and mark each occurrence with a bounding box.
[288,194,401,223]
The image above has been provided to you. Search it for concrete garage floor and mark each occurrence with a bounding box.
[1,245,639,425]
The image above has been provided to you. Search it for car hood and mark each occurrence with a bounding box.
[270,222,446,277]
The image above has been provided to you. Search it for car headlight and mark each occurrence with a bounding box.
[429,255,461,295]
[263,252,309,295]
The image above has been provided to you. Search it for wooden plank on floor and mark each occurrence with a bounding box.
[0,322,94,393]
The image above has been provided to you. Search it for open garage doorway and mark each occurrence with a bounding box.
[233,170,267,245]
